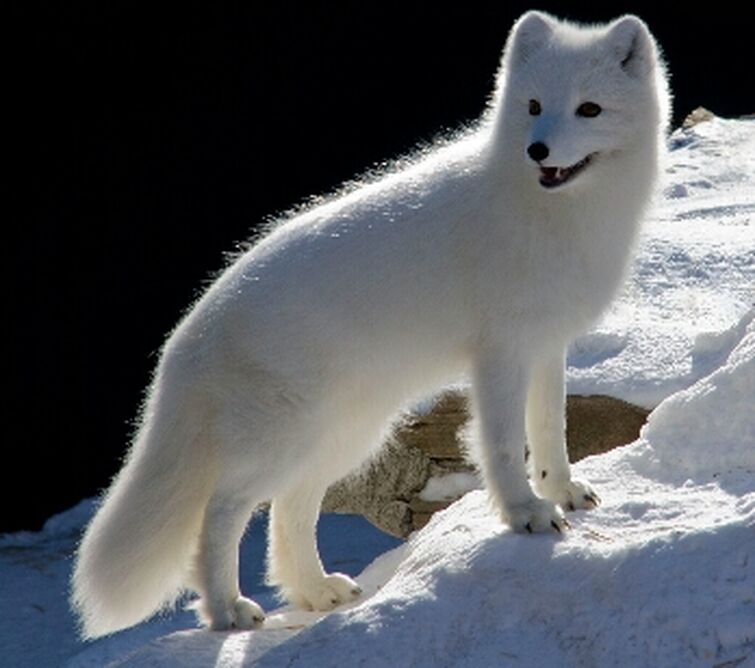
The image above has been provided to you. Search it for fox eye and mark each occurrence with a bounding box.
[528,99,542,116]
[576,102,602,118]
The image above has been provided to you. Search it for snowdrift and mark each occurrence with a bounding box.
[567,115,755,407]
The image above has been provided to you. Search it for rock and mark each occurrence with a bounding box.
[399,391,469,459]
[321,434,431,538]
[683,107,715,128]
[566,395,650,462]
[322,389,649,538]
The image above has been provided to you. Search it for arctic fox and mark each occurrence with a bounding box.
[72,11,670,637]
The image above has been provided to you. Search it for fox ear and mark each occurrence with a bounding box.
[507,11,554,65]
[607,15,656,78]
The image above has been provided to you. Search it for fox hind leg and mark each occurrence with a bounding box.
[193,491,266,630]
[267,479,362,611]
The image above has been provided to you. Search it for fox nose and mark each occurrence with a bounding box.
[527,142,549,162]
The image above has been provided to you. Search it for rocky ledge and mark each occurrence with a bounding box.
[323,389,649,537]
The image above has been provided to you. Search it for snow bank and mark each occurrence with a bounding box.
[568,117,755,407]
[632,309,755,478]
[81,299,754,667]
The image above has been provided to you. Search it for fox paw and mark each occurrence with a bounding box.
[539,478,601,512]
[199,595,265,631]
[504,497,569,534]
[289,573,363,611]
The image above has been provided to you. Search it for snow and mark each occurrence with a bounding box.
[567,116,755,408]
[2,116,753,668]
[633,312,754,478]
[0,508,401,668]
[419,471,481,502]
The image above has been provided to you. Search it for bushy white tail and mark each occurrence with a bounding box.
[72,385,214,639]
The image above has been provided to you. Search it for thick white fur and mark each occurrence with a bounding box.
[72,12,670,638]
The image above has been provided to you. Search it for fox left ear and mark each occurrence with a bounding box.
[607,15,656,78]
[506,11,555,66]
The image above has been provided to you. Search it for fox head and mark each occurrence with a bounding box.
[492,11,671,192]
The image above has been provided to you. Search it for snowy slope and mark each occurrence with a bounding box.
[0,508,400,668]
[568,116,755,407]
[2,116,753,668]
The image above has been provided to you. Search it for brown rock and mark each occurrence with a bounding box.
[399,392,469,459]
[323,388,649,538]
[683,107,715,128]
[566,395,650,462]
[321,433,430,538]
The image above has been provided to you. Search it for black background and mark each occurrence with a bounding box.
[6,3,752,531]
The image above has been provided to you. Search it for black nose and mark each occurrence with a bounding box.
[527,142,549,162]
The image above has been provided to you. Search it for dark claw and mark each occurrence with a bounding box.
[551,520,562,533]
[563,518,572,529]
[584,493,601,507]
[525,522,533,534]
[567,502,575,512]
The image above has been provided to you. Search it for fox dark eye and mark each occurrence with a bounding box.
[529,99,542,116]
[576,102,602,118]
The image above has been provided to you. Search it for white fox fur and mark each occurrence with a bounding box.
[72,11,670,638]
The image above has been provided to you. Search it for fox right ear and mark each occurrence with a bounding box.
[506,11,554,65]
[607,15,657,79]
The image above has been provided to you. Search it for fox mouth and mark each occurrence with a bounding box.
[539,153,596,188]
